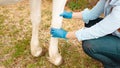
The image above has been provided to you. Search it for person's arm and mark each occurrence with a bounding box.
[51,6,120,41]
[72,12,82,19]
[51,5,120,41]
[60,0,105,20]
[50,28,77,39]
[72,0,105,23]
[66,31,77,39]
[60,0,105,23]
[75,6,120,41]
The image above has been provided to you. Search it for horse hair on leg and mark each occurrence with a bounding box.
[30,0,42,57]
[0,0,43,57]
[48,0,67,66]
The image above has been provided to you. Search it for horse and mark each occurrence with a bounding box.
[0,0,67,66]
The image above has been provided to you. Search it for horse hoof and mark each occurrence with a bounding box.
[31,46,42,57]
[47,55,63,66]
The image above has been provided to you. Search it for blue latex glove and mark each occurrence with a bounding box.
[60,11,73,19]
[50,28,68,39]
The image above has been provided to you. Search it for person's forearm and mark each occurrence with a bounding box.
[66,31,77,39]
[72,12,83,19]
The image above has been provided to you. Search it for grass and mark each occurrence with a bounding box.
[0,0,102,68]
[67,0,88,11]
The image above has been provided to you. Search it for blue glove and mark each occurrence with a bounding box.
[60,11,73,19]
[50,28,68,39]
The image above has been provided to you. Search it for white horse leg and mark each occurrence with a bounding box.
[48,0,67,66]
[30,0,42,57]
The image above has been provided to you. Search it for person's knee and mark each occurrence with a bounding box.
[82,40,94,50]
[82,40,98,55]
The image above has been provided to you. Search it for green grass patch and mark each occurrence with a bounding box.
[67,0,88,11]
[12,38,30,58]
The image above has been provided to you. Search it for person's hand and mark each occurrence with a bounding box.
[60,11,73,19]
[50,28,68,39]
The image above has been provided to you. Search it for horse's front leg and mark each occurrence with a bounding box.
[30,0,42,57]
[48,0,67,66]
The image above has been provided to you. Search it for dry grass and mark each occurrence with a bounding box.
[0,0,102,68]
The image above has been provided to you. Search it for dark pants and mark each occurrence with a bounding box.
[82,18,120,68]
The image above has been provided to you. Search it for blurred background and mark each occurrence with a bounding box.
[0,0,102,68]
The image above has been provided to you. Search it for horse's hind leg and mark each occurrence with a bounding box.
[30,0,42,57]
[48,0,67,66]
